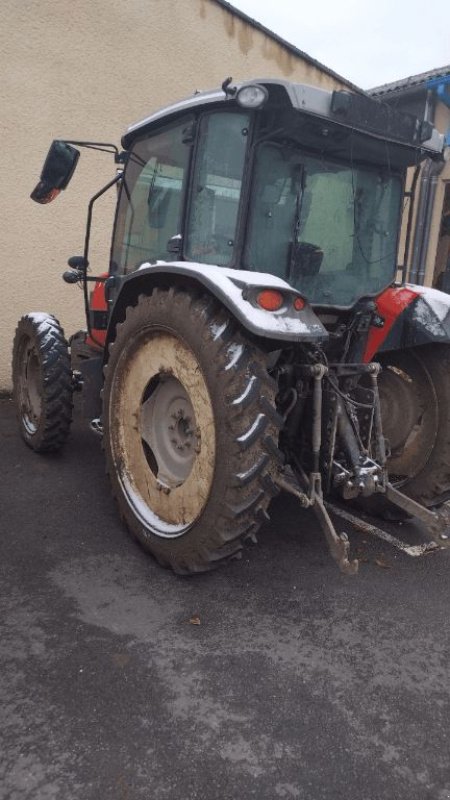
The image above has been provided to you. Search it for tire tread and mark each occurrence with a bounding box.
[103,289,283,574]
[12,313,73,453]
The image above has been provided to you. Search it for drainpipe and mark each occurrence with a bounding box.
[409,157,433,283]
[409,77,450,284]
[414,158,445,285]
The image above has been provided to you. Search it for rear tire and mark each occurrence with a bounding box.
[12,313,73,452]
[378,344,450,508]
[102,288,282,573]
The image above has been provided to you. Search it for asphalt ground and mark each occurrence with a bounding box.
[1,395,450,800]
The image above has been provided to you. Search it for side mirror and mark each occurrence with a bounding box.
[31,140,80,204]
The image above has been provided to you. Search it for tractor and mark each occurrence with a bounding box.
[12,78,450,575]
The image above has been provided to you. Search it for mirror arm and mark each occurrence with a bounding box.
[62,140,127,164]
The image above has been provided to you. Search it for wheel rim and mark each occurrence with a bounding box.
[110,330,216,538]
[378,351,438,484]
[140,376,199,488]
[17,337,42,435]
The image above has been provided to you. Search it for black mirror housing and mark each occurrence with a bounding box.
[31,140,80,204]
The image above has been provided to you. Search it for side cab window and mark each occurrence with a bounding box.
[185,111,250,267]
[113,118,192,274]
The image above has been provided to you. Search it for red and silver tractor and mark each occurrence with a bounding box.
[12,78,450,574]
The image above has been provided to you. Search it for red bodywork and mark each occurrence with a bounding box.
[363,286,419,363]
[86,276,108,349]
[84,279,420,359]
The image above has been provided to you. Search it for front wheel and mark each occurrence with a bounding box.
[12,313,73,452]
[103,289,283,573]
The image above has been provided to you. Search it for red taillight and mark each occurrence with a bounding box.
[256,290,284,311]
[293,297,305,311]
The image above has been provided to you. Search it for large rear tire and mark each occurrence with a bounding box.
[102,289,283,573]
[12,313,73,453]
[378,344,450,507]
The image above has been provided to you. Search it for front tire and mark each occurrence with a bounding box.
[103,289,282,573]
[12,313,73,452]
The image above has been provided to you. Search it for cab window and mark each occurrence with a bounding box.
[185,111,250,266]
[114,119,191,273]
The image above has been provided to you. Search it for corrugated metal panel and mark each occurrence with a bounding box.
[369,65,450,97]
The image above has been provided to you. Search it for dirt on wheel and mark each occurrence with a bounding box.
[102,288,283,573]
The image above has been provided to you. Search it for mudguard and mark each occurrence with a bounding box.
[108,261,328,344]
[364,284,450,362]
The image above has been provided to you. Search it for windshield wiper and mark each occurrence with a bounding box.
[288,167,304,283]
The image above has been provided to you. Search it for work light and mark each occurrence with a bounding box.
[236,84,268,109]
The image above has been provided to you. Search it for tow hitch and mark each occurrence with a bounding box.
[276,466,449,573]
[275,360,450,574]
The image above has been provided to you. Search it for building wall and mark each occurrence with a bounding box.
[0,0,348,390]
[399,100,450,287]
[396,101,450,288]
[424,101,450,286]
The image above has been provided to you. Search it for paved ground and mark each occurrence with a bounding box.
[1,395,450,800]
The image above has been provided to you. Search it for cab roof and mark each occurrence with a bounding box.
[122,78,444,158]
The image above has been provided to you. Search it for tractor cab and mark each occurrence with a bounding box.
[111,79,443,312]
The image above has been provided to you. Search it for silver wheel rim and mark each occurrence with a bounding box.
[110,330,216,538]
[140,376,199,488]
[18,339,42,435]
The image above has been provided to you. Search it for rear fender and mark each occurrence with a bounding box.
[363,284,450,362]
[105,261,328,353]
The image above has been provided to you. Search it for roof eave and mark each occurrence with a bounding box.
[211,0,364,95]
[369,65,450,99]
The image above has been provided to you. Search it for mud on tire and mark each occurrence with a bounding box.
[379,344,450,508]
[12,313,73,452]
[102,288,283,574]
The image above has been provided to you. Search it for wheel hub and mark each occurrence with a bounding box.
[140,376,200,488]
[171,407,194,452]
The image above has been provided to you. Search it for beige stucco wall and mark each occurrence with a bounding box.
[423,102,450,286]
[0,0,348,390]
[397,100,450,287]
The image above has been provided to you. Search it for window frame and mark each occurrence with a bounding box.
[110,114,195,276]
[242,137,405,307]
[182,108,253,269]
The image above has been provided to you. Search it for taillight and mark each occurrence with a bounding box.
[293,297,305,311]
[256,290,284,311]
